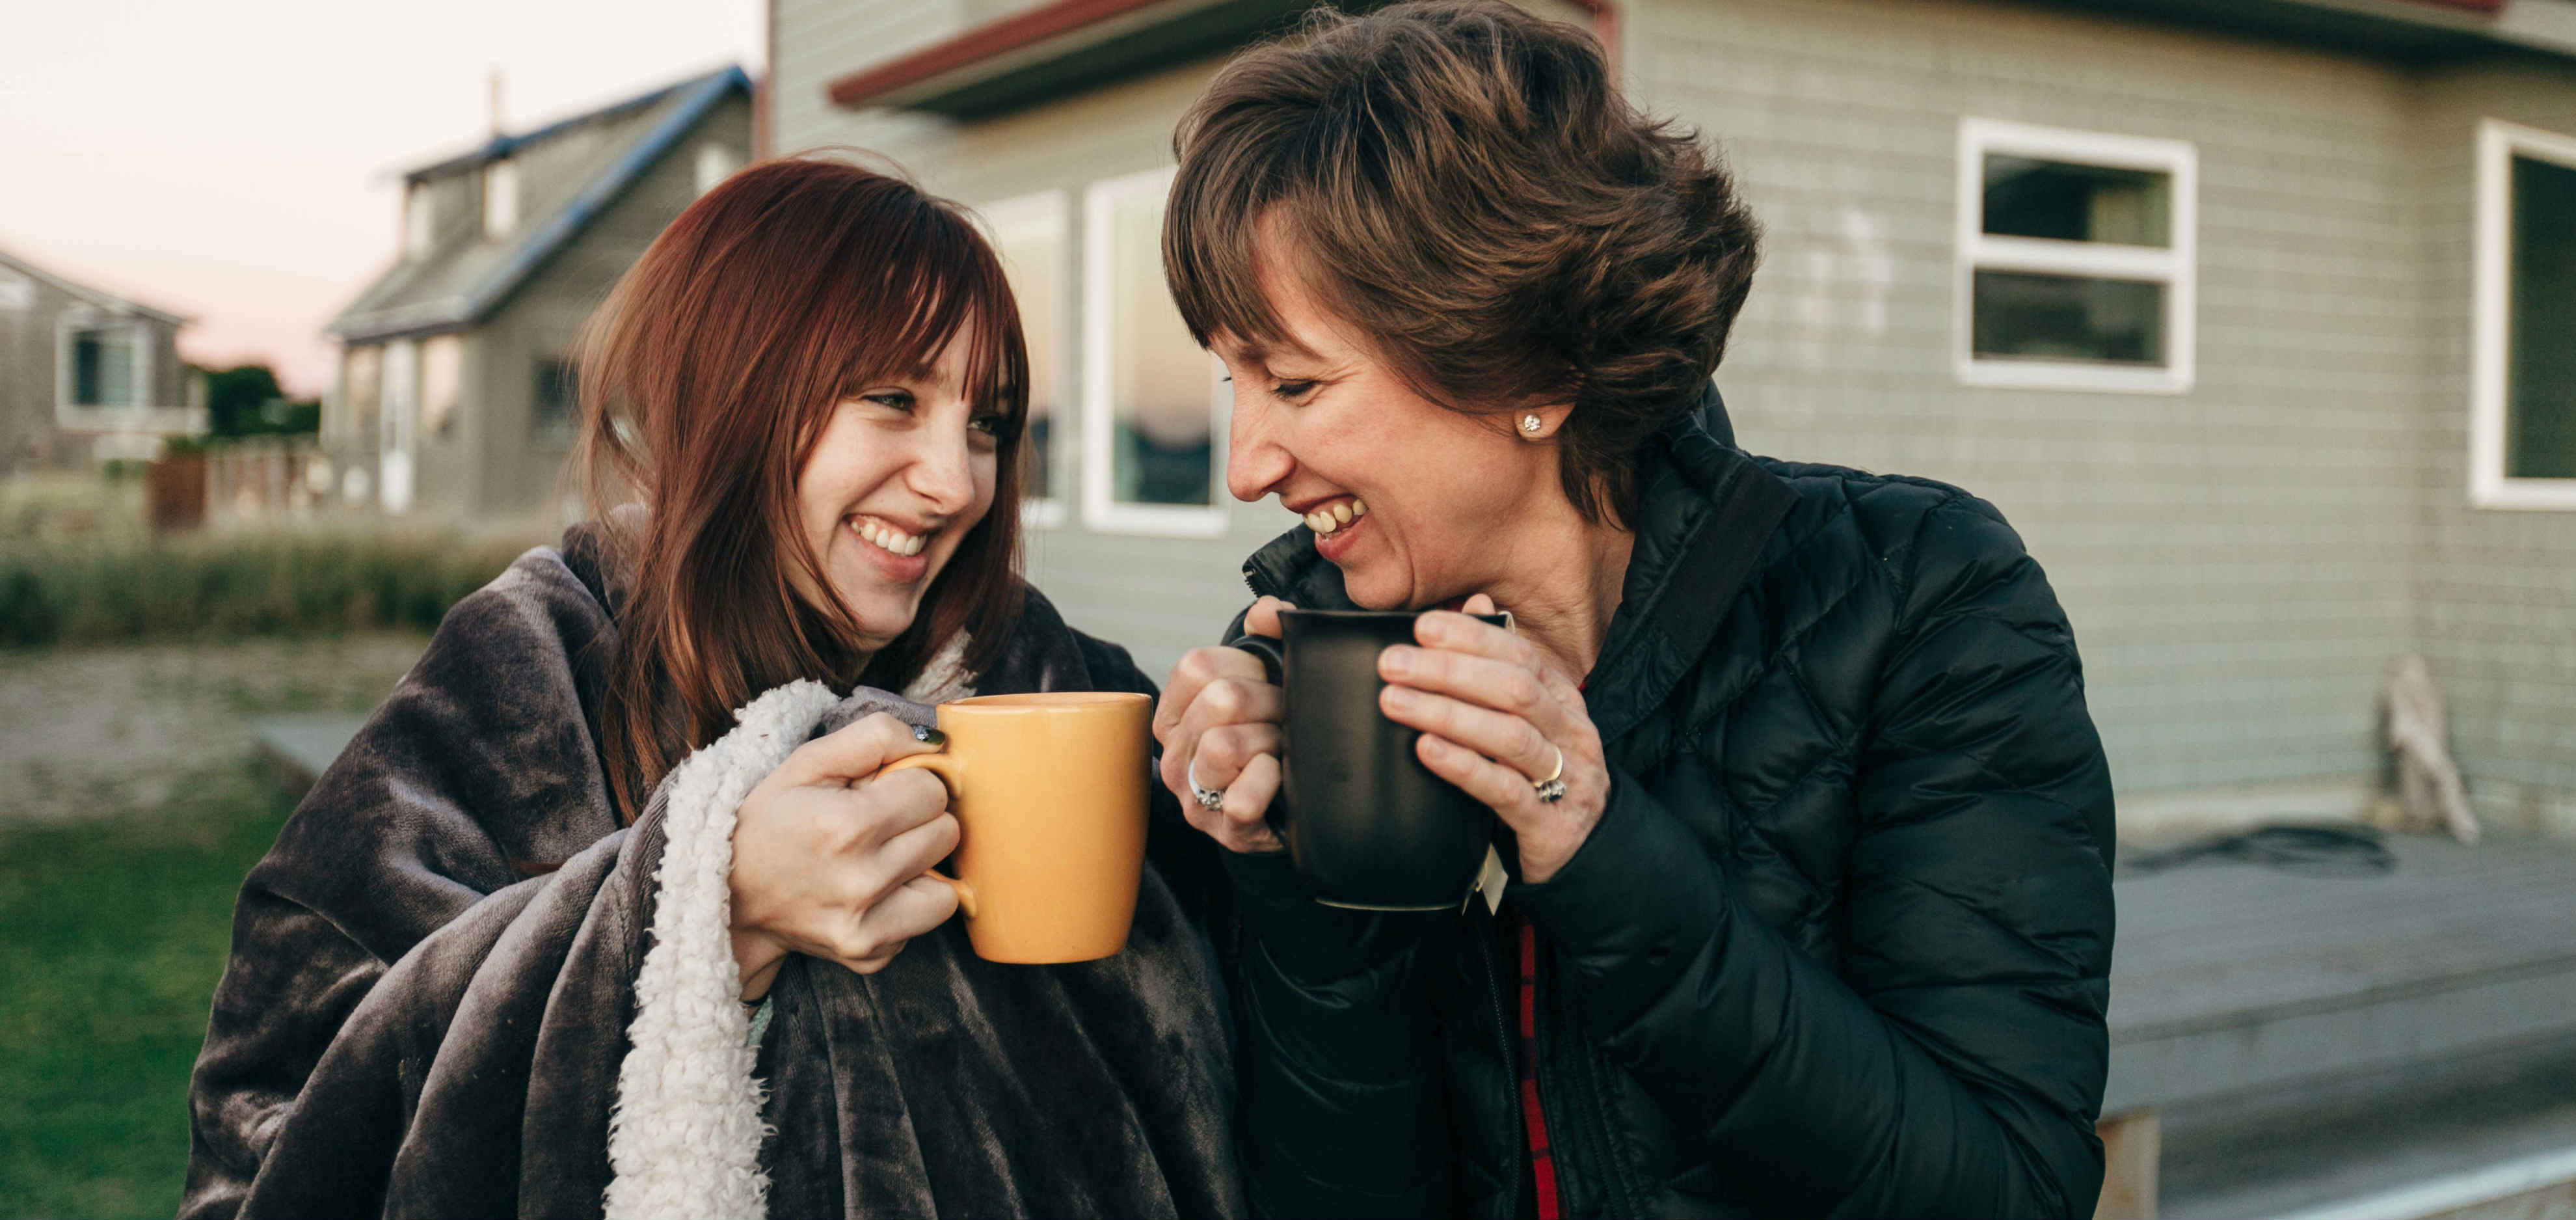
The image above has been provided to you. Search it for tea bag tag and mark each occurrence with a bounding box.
[1466,846,1509,915]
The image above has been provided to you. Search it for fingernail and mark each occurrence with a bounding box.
[1382,685,1419,712]
[913,725,946,746]
[1382,646,1415,677]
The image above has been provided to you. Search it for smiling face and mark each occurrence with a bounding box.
[1213,238,1571,610]
[796,331,1005,654]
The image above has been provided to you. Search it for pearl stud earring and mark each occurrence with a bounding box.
[1520,413,1544,435]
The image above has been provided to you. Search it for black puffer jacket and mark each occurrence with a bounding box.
[1217,388,2116,1219]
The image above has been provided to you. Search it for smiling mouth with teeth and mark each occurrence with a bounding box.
[1304,498,1368,536]
[852,516,930,557]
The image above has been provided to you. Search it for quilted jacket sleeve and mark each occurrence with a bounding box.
[1222,852,1455,1219]
[1514,493,2117,1219]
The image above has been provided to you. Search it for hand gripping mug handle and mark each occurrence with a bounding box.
[1222,633,1289,840]
[876,752,978,919]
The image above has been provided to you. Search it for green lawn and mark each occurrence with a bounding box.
[0,767,292,1219]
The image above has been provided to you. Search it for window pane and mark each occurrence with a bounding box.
[421,335,463,437]
[345,345,382,442]
[2508,152,2576,480]
[533,358,578,439]
[483,162,519,239]
[1105,187,1213,507]
[1972,271,2166,365]
[993,212,1064,503]
[1983,156,2171,247]
[72,327,136,407]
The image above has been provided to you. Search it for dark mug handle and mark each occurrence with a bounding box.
[1225,633,1285,687]
[1222,633,1289,840]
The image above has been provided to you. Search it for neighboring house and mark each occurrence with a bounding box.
[768,0,2576,836]
[0,245,203,473]
[322,65,753,523]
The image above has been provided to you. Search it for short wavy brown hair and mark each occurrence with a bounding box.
[1164,0,1761,525]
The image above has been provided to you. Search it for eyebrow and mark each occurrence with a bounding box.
[1236,335,1326,366]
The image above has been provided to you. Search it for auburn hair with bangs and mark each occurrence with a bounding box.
[1164,0,1761,526]
[576,156,1030,821]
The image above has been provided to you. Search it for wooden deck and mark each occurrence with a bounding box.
[2108,831,2576,1115]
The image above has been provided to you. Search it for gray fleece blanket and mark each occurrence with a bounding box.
[180,528,1243,1219]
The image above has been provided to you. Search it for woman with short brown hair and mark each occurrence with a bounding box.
[183,159,1241,1220]
[1154,3,2115,1217]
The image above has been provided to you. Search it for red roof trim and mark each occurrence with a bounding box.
[827,0,1172,109]
[826,0,1621,111]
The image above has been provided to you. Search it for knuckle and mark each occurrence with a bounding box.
[1177,648,1219,683]
[1201,679,1243,719]
[1509,673,1544,712]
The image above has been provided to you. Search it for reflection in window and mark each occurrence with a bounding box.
[69,326,137,407]
[1971,271,2163,366]
[985,192,1068,511]
[422,335,463,437]
[1084,167,1226,535]
[2507,152,2576,480]
[1982,157,2171,247]
[1103,183,1209,505]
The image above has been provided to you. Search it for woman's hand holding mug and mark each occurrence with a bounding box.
[1156,596,1293,854]
[729,712,961,1001]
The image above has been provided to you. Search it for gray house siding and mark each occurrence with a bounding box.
[1630,0,2428,796]
[0,272,99,474]
[770,0,2576,811]
[2411,59,2576,817]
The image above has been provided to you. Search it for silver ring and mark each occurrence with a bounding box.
[1185,757,1227,813]
[1533,744,1566,804]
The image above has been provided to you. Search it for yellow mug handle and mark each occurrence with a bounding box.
[879,752,978,919]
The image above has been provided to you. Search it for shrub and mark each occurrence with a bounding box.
[0,531,539,649]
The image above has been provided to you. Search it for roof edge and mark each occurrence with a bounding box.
[0,245,190,325]
[329,66,751,344]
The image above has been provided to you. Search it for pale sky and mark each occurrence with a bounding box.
[0,0,766,397]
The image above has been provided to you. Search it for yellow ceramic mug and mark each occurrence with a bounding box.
[879,691,1152,964]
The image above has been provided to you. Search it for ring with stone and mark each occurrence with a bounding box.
[1533,744,1567,804]
[1186,757,1228,813]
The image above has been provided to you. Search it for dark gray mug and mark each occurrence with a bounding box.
[1229,608,1505,910]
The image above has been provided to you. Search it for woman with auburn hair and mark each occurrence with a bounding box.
[1155,3,2115,1217]
[181,158,1241,1220]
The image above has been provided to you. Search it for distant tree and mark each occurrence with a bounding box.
[198,364,319,439]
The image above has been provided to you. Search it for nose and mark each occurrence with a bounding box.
[1225,383,1293,504]
[906,423,977,517]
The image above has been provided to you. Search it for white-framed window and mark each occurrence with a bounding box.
[1082,166,1228,537]
[403,182,436,260]
[483,161,520,239]
[2470,118,2576,510]
[55,314,151,422]
[694,142,744,196]
[1955,118,2197,394]
[982,189,1072,528]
